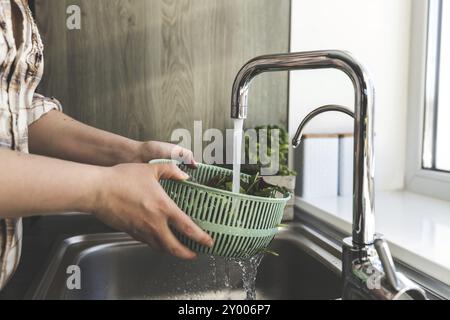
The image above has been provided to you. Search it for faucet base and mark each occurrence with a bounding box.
[342,236,428,300]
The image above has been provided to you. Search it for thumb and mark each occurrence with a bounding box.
[153,163,190,181]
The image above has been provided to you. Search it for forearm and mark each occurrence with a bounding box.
[28,110,141,166]
[0,149,103,218]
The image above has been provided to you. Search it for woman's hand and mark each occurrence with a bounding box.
[94,162,213,259]
[134,141,197,167]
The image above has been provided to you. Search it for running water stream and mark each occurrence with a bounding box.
[215,119,263,300]
[232,119,244,194]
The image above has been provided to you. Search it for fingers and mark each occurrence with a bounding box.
[158,188,214,248]
[181,149,198,168]
[154,163,190,181]
[148,162,213,260]
[156,187,214,257]
[157,223,197,260]
[170,145,197,168]
[147,237,163,252]
[129,230,163,252]
[168,207,214,248]
[143,233,163,252]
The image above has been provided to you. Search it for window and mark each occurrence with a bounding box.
[406,0,450,201]
[423,0,450,172]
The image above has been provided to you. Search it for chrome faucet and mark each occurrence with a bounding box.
[231,50,427,300]
[231,51,375,245]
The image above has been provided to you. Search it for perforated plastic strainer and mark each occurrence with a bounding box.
[150,159,290,258]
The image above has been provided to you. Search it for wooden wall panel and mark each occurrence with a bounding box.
[35,0,290,142]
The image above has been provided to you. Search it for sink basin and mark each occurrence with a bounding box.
[28,224,343,300]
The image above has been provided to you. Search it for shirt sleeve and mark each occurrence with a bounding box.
[27,93,63,126]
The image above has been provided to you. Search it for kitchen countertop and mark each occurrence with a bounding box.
[0,214,113,300]
[295,191,450,286]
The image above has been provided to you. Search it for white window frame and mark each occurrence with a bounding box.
[405,0,450,201]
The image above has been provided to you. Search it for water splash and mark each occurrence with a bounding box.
[224,259,232,292]
[210,255,217,288]
[234,253,265,300]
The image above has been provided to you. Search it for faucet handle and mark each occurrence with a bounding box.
[374,237,399,291]
[343,235,428,300]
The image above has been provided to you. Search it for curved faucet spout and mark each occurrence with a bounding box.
[292,105,355,148]
[230,50,375,246]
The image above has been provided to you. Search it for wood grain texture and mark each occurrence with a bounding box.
[35,0,290,142]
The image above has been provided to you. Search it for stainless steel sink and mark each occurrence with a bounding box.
[28,224,343,300]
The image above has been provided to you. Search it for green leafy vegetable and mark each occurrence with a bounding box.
[205,172,290,198]
[261,248,280,257]
[244,125,297,176]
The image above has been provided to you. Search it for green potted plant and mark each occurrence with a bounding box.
[244,125,297,221]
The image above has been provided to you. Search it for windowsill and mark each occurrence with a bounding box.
[295,191,450,286]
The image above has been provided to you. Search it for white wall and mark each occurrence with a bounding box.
[289,0,412,191]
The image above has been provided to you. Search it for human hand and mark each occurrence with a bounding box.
[94,162,213,259]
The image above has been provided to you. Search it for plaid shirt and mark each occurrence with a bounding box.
[0,0,62,290]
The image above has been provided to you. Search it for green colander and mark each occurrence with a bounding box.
[150,159,290,258]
